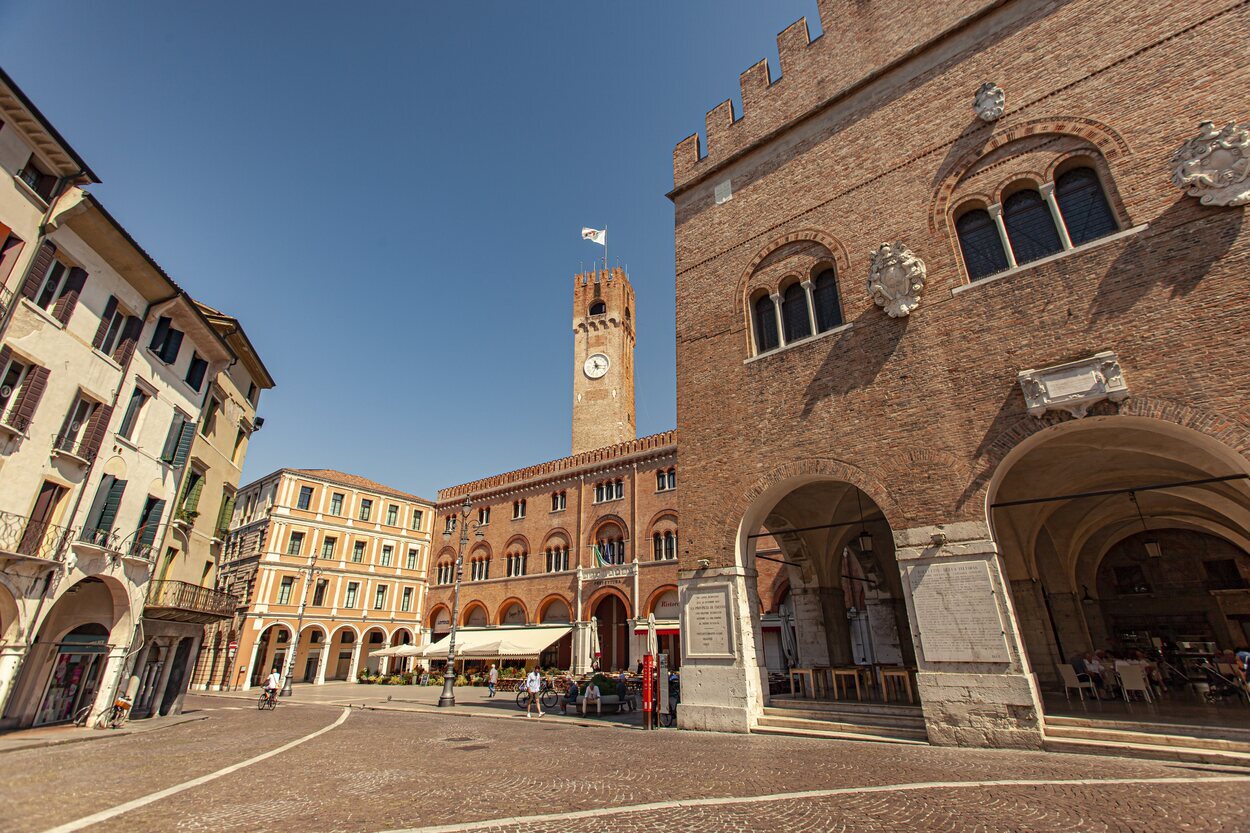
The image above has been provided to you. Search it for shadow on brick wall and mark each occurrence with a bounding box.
[1089,196,1243,322]
[800,307,908,418]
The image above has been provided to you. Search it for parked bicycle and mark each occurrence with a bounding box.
[72,695,133,729]
[515,679,558,710]
[257,689,278,710]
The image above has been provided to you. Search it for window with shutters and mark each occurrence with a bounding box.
[178,468,205,523]
[117,387,148,441]
[312,579,328,607]
[329,492,344,516]
[277,576,295,606]
[185,352,208,392]
[0,233,25,286]
[32,259,68,311]
[321,536,337,559]
[232,427,246,465]
[54,393,101,462]
[296,486,313,510]
[17,155,57,201]
[0,350,30,427]
[93,297,131,358]
[352,540,366,563]
[214,488,234,537]
[358,499,373,521]
[160,412,194,468]
[406,548,418,570]
[386,504,398,526]
[82,474,127,546]
[149,316,185,365]
[374,585,388,610]
[380,545,393,567]
[199,396,219,438]
[132,495,166,557]
[344,582,359,608]
[400,586,413,612]
[246,382,259,406]
[286,531,304,555]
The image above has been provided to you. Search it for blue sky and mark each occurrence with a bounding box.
[0,1,819,499]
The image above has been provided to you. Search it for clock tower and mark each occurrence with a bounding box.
[572,267,636,454]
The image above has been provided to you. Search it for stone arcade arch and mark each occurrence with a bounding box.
[987,415,1250,725]
[588,587,631,671]
[328,625,360,681]
[249,623,293,688]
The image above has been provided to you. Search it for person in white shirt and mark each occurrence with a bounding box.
[487,664,499,698]
[263,669,282,701]
[525,669,544,718]
[582,681,602,716]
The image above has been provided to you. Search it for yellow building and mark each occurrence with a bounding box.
[211,469,434,691]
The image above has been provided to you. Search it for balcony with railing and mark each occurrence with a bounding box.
[51,433,97,467]
[145,580,238,623]
[0,509,73,562]
[75,526,160,564]
[0,283,13,321]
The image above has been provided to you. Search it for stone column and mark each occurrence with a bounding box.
[800,280,818,334]
[894,521,1043,749]
[150,640,179,718]
[676,566,767,733]
[348,640,363,680]
[378,641,391,676]
[0,644,27,716]
[1039,182,1073,249]
[987,204,1017,268]
[789,587,831,667]
[90,645,130,725]
[314,645,329,685]
[770,293,786,347]
[241,637,261,691]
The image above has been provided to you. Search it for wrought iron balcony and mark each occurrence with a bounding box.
[0,284,13,320]
[0,509,72,562]
[145,579,238,623]
[51,433,96,466]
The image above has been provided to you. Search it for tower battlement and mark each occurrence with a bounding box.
[671,0,999,194]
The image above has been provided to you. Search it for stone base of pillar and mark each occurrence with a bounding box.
[917,670,1042,749]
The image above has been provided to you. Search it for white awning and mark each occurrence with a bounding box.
[422,626,572,659]
[369,644,422,658]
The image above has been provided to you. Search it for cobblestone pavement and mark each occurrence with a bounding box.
[3,695,1245,833]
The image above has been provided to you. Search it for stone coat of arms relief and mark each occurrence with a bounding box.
[1170,121,1250,206]
[867,242,926,317]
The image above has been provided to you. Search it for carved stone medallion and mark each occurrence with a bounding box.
[867,242,926,317]
[1170,121,1250,207]
[973,82,1005,122]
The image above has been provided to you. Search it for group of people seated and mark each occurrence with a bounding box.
[559,672,634,715]
[1070,649,1167,696]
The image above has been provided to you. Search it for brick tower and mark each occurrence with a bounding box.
[571,267,636,454]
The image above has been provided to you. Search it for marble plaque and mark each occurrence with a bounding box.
[907,560,1009,663]
[683,585,735,659]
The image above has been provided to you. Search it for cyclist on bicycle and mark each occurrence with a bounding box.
[263,668,281,703]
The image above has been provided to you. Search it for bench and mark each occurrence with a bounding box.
[571,693,636,715]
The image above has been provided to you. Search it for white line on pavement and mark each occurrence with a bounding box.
[378,774,1250,833]
[37,706,352,833]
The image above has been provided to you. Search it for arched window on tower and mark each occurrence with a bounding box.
[811,269,843,332]
[780,282,811,343]
[1054,166,1118,247]
[955,207,1010,280]
[753,294,779,353]
[589,301,606,316]
[1003,188,1063,265]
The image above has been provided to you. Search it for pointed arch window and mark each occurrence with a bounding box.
[1054,167,1117,247]
[780,283,811,342]
[955,208,1009,280]
[753,294,779,353]
[1002,189,1063,265]
[811,269,843,332]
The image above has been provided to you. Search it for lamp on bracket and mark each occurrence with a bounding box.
[1129,491,1162,559]
[854,488,873,554]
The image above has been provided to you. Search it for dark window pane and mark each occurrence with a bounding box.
[781,283,811,342]
[1003,189,1063,265]
[1055,167,1117,247]
[812,269,843,331]
[753,296,779,352]
[955,209,1010,280]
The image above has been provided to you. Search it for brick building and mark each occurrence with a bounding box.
[424,268,787,673]
[669,0,1250,748]
[206,468,434,691]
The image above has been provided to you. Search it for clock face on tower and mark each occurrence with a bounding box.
[583,353,610,379]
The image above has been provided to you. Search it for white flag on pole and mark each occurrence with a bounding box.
[581,227,606,246]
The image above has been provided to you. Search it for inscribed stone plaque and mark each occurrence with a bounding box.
[683,585,734,659]
[907,560,1009,663]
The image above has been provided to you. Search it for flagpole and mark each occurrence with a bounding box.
[604,226,608,280]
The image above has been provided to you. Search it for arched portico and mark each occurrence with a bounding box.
[327,625,360,681]
[249,623,293,688]
[988,415,1250,727]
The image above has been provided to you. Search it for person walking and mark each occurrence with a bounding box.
[525,667,544,718]
[487,664,499,698]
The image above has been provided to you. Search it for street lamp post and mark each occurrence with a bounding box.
[438,495,482,708]
[281,550,322,697]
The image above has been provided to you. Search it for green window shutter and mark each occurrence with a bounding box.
[184,473,204,512]
[97,478,127,534]
[216,492,235,535]
[171,420,194,470]
[139,499,166,547]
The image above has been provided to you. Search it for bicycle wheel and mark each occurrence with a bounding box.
[257,694,269,710]
[515,689,529,709]
[541,689,558,710]
[265,695,277,710]
[73,704,93,727]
